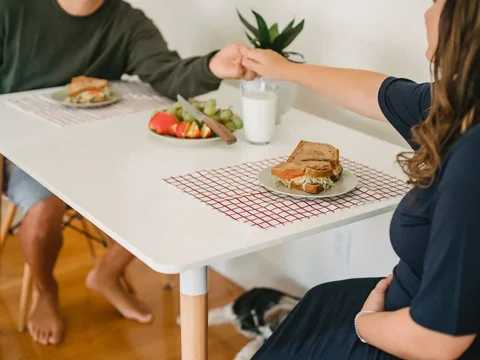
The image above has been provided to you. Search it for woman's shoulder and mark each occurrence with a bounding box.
[378,77,432,145]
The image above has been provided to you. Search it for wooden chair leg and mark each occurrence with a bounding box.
[1,202,17,258]
[18,263,33,332]
[79,216,96,261]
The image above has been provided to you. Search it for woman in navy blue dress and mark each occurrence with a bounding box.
[241,0,480,359]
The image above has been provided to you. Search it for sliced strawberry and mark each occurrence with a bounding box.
[176,121,190,138]
[200,124,212,138]
[169,123,178,137]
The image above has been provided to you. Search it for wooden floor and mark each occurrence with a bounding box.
[0,216,248,360]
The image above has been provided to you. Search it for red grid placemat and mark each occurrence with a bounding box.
[164,157,410,229]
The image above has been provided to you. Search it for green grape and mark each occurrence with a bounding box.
[220,109,233,122]
[232,116,243,129]
[176,108,184,120]
[205,99,216,108]
[167,107,178,115]
[212,114,221,122]
[183,110,196,122]
[203,106,217,117]
[225,121,236,132]
[193,102,203,110]
[171,102,182,110]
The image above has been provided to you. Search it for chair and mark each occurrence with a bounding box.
[0,154,134,332]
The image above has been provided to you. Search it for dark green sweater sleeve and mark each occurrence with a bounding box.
[125,11,222,100]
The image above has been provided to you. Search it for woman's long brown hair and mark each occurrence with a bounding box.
[397,0,480,187]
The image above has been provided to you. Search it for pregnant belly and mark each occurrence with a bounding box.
[385,262,421,311]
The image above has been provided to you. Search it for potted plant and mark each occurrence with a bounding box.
[237,9,305,122]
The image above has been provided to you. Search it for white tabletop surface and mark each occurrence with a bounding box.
[0,84,408,274]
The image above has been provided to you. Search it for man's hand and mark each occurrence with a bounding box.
[209,43,257,81]
[362,274,393,312]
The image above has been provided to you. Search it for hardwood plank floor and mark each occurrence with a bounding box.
[0,217,248,360]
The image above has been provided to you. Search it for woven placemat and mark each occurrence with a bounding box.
[164,157,410,229]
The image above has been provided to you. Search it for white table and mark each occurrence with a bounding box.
[0,84,407,359]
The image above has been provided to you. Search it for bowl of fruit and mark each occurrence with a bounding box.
[148,99,243,145]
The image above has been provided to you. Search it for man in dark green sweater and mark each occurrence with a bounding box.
[1,0,255,346]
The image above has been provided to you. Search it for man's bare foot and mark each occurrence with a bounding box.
[28,287,64,345]
[85,268,153,324]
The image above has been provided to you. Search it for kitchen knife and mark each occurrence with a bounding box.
[177,95,237,145]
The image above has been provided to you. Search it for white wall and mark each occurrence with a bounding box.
[127,0,431,294]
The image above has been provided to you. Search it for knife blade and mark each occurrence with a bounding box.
[177,95,237,145]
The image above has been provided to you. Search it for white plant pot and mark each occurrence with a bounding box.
[240,79,299,124]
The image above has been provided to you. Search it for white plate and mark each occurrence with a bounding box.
[148,131,223,146]
[258,167,358,199]
[51,89,122,108]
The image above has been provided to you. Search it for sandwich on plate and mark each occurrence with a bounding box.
[65,76,112,104]
[271,141,343,194]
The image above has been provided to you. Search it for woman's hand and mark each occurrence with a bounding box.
[241,49,294,81]
[362,274,393,312]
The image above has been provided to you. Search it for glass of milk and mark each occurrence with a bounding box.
[241,81,279,145]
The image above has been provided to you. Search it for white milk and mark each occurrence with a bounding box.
[241,91,278,144]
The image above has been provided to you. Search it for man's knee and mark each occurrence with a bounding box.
[24,196,66,231]
[5,160,58,215]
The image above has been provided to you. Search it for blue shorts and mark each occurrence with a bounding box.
[4,159,54,214]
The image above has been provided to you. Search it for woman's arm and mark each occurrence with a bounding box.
[357,308,476,360]
[241,49,388,122]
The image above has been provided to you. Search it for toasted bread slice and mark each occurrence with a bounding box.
[67,77,108,97]
[71,76,95,84]
[271,160,334,179]
[332,164,343,181]
[290,182,324,194]
[288,141,339,165]
[271,162,310,179]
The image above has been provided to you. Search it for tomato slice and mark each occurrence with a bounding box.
[280,174,301,180]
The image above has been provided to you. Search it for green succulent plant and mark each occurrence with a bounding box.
[237,9,305,62]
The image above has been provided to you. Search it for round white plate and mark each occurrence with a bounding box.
[258,167,358,199]
[51,89,122,108]
[148,131,223,146]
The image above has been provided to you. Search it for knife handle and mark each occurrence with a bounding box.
[203,117,237,145]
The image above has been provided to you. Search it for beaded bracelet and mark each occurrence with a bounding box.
[354,310,377,344]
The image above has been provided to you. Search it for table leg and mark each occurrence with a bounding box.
[180,266,208,360]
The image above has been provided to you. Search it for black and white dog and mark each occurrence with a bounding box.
[178,288,300,360]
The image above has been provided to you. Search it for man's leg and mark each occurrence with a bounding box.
[5,160,65,345]
[86,241,153,323]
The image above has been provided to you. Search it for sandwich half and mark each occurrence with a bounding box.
[66,76,111,104]
[271,141,343,194]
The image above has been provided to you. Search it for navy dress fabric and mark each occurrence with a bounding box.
[252,77,480,360]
